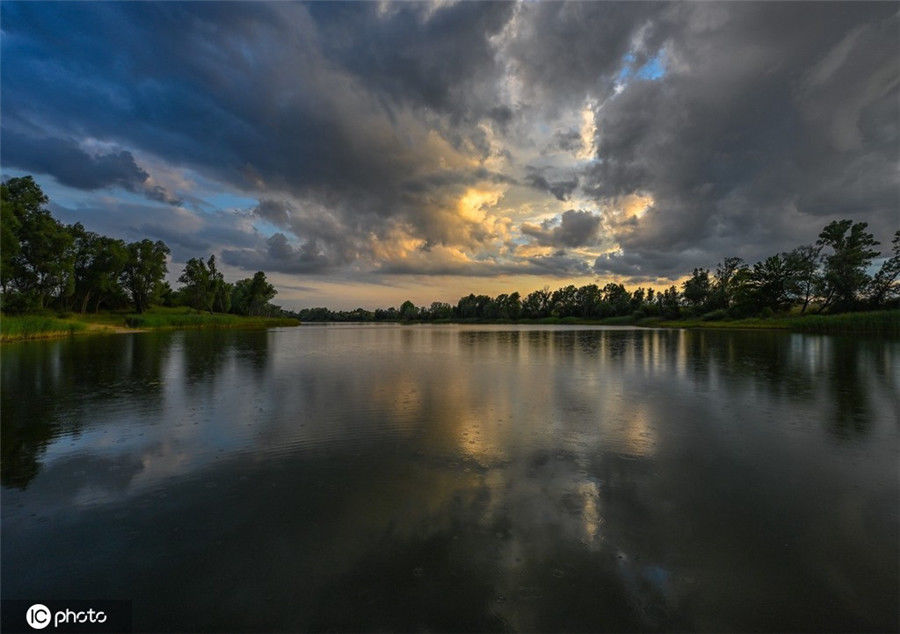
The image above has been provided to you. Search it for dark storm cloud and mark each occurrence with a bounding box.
[1,0,525,265]
[222,233,341,275]
[1,130,181,204]
[252,200,293,228]
[1,1,897,285]
[522,210,602,248]
[523,251,593,277]
[501,2,665,109]
[593,248,697,282]
[308,1,516,118]
[581,2,899,275]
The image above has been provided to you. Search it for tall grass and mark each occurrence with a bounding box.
[124,309,298,329]
[785,310,900,335]
[660,309,899,335]
[0,315,86,341]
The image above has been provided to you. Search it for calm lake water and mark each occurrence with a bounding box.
[2,325,898,632]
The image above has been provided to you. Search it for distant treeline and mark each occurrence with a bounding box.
[1,176,282,316]
[293,221,899,323]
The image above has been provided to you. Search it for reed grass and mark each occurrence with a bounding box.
[0,315,86,341]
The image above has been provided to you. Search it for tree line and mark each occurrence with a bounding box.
[1,176,281,316]
[293,220,899,323]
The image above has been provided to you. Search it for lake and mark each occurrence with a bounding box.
[2,325,898,632]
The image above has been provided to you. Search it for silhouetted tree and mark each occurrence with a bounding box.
[783,245,821,313]
[868,230,900,307]
[816,220,880,311]
[522,288,551,318]
[399,300,418,321]
[682,268,711,310]
[704,257,745,311]
[428,302,453,320]
[752,254,791,311]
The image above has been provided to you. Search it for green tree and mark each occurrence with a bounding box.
[213,280,233,313]
[501,291,522,320]
[752,254,791,311]
[783,245,821,313]
[550,284,578,317]
[816,220,880,311]
[69,223,129,312]
[574,284,600,318]
[712,257,748,310]
[399,300,418,321]
[868,230,900,307]
[682,268,711,310]
[522,288,551,318]
[0,183,22,295]
[123,240,170,313]
[178,255,223,312]
[231,271,277,316]
[657,285,681,319]
[0,176,74,310]
[427,302,453,320]
[602,283,630,316]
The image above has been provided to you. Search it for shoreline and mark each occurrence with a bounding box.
[3,309,896,342]
[299,310,899,336]
[0,310,300,343]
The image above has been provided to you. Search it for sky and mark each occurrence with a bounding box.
[1,1,897,310]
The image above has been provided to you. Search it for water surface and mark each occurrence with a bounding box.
[2,325,898,631]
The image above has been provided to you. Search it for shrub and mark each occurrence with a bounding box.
[701,309,728,321]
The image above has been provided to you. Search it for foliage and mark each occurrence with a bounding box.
[2,175,898,330]
[123,307,297,329]
[867,230,900,307]
[0,314,86,341]
[230,271,278,316]
[69,223,130,313]
[122,239,170,313]
[178,255,229,313]
[661,310,899,336]
[1,177,286,320]
[1,176,74,310]
[682,268,711,310]
[816,220,880,311]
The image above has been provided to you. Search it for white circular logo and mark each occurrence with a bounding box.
[26,604,51,630]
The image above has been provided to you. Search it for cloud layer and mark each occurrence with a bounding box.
[1,1,896,307]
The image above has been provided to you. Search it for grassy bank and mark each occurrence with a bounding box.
[1,307,299,342]
[0,315,87,341]
[425,315,649,326]
[659,309,899,335]
[330,309,898,335]
[123,307,298,329]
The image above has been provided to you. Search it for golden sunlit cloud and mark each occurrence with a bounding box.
[457,186,505,224]
[622,193,653,219]
[577,103,598,160]
[515,243,555,258]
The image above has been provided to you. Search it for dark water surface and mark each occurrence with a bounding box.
[2,325,898,632]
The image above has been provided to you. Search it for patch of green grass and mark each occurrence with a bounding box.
[0,314,86,341]
[782,310,900,335]
[2,306,298,341]
[124,307,298,329]
[660,309,899,335]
